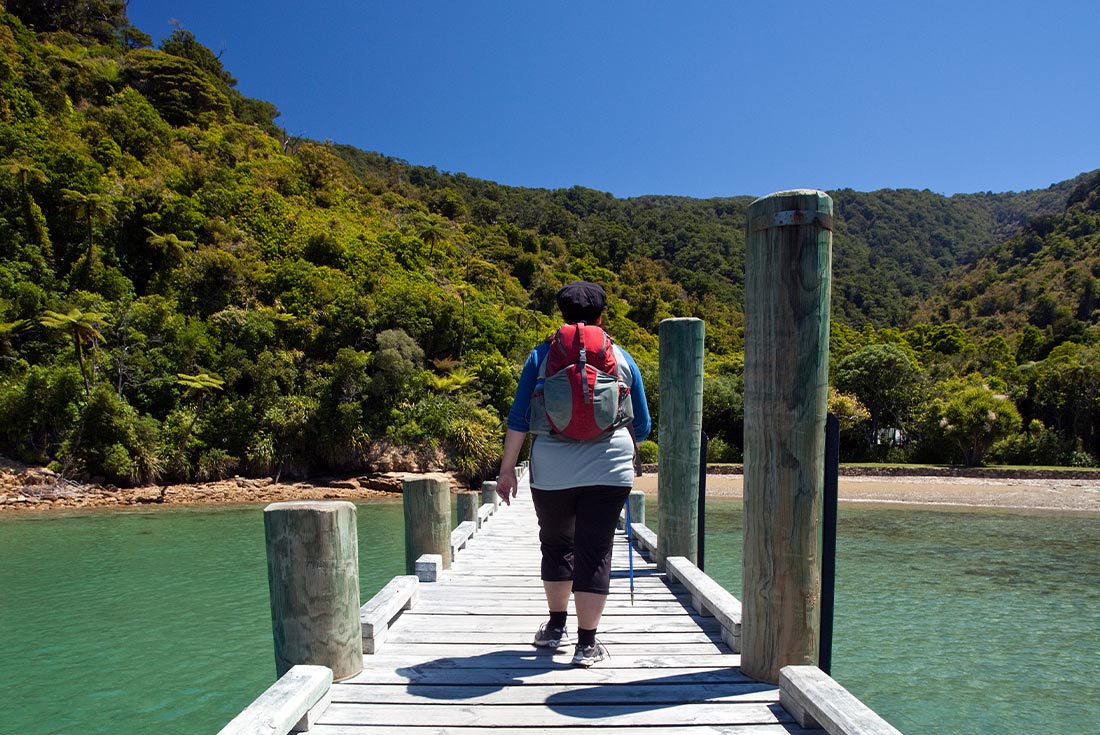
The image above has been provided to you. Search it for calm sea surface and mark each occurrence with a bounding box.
[2,498,1098,734]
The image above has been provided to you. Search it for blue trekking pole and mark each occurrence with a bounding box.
[624,499,635,605]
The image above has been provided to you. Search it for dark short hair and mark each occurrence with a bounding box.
[556,280,606,324]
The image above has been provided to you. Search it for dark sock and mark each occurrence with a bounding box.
[577,627,597,646]
[548,610,567,629]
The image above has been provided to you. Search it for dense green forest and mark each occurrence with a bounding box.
[1,2,1097,487]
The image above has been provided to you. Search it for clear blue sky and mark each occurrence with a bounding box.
[126,1,1100,200]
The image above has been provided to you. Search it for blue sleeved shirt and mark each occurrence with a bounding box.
[506,341,651,490]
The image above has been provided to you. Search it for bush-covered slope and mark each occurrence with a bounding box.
[0,3,1096,480]
[922,172,1100,351]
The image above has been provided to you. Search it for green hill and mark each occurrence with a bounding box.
[922,171,1100,349]
[0,2,1096,482]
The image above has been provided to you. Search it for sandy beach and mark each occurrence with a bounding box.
[634,473,1100,513]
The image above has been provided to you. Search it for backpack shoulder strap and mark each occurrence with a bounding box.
[536,336,553,379]
[612,344,633,387]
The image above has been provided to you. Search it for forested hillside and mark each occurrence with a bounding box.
[0,2,1097,486]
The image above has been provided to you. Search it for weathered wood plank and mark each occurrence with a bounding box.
[477,504,493,526]
[390,613,720,633]
[217,665,332,735]
[664,556,742,652]
[435,575,673,587]
[360,575,418,637]
[310,725,819,735]
[359,574,418,654]
[451,520,477,557]
[384,630,722,645]
[779,665,903,734]
[349,642,729,657]
[631,523,659,558]
[338,665,751,686]
[351,651,742,671]
[401,606,694,617]
[414,581,684,597]
[414,585,683,597]
[318,701,796,728]
[330,681,780,706]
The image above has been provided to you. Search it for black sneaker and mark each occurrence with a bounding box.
[532,623,569,648]
[571,640,608,668]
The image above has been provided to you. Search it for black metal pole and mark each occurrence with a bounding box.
[820,413,839,674]
[698,431,707,571]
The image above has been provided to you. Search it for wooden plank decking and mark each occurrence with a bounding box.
[306,474,816,735]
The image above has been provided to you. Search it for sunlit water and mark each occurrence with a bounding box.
[692,501,1100,735]
[2,499,1098,734]
[0,501,406,735]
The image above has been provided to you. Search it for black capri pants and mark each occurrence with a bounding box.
[530,485,632,595]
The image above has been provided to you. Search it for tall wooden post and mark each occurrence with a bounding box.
[403,473,452,575]
[264,500,363,681]
[742,189,833,683]
[657,317,705,567]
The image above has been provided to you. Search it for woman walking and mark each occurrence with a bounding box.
[497,280,651,667]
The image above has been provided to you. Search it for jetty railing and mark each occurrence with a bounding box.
[216,665,331,735]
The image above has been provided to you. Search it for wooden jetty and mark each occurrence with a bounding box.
[221,468,900,735]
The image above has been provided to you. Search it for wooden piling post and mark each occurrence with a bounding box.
[742,189,833,683]
[403,473,452,575]
[482,480,499,509]
[627,489,646,528]
[657,317,705,568]
[263,500,363,681]
[457,491,479,529]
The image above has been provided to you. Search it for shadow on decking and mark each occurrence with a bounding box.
[396,648,562,697]
[542,669,778,715]
[609,568,664,579]
[398,652,781,715]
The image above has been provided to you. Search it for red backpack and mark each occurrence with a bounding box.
[529,323,633,441]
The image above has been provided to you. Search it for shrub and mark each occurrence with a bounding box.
[706,436,741,463]
[64,384,161,484]
[0,364,84,464]
[197,447,238,481]
[388,393,502,481]
[988,419,1077,466]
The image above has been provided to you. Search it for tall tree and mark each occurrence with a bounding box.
[60,189,112,264]
[418,221,448,259]
[935,382,1021,466]
[834,343,921,450]
[173,371,225,472]
[40,308,107,395]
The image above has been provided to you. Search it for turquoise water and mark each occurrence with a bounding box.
[0,501,406,735]
[2,499,1098,734]
[696,502,1100,735]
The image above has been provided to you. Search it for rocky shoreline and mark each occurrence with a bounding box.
[0,461,421,512]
